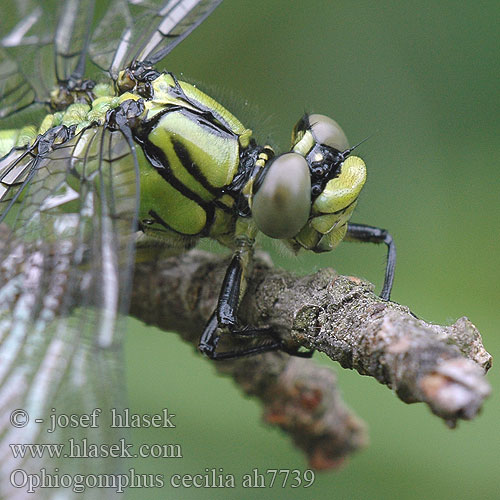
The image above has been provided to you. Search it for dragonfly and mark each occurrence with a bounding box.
[0,0,395,495]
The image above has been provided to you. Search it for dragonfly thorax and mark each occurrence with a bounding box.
[132,72,254,245]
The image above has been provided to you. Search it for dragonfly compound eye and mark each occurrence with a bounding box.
[252,153,311,239]
[291,113,349,164]
[308,114,349,151]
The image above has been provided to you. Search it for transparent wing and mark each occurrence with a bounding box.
[0,124,139,499]
[0,0,222,119]
[0,0,97,118]
[89,0,223,79]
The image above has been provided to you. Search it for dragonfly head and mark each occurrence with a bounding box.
[251,114,366,251]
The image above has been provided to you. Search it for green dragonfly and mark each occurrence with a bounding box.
[0,0,395,494]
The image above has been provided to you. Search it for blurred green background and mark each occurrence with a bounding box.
[124,1,500,499]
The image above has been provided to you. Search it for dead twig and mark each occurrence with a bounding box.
[130,249,492,468]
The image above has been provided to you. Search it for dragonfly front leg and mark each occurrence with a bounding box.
[345,222,396,300]
[198,242,284,360]
[199,239,315,360]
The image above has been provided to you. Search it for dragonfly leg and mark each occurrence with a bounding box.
[199,313,314,360]
[199,251,281,359]
[198,243,314,360]
[345,222,396,300]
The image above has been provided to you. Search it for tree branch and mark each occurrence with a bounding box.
[130,249,492,467]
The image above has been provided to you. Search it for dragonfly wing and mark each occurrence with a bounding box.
[0,0,96,118]
[0,123,139,497]
[89,0,223,79]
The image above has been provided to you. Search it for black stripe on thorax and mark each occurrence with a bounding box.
[166,73,237,137]
[146,209,190,236]
[171,138,222,198]
[141,136,215,222]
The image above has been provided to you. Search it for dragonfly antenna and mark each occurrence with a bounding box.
[343,131,378,156]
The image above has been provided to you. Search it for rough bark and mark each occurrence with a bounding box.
[130,249,492,468]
